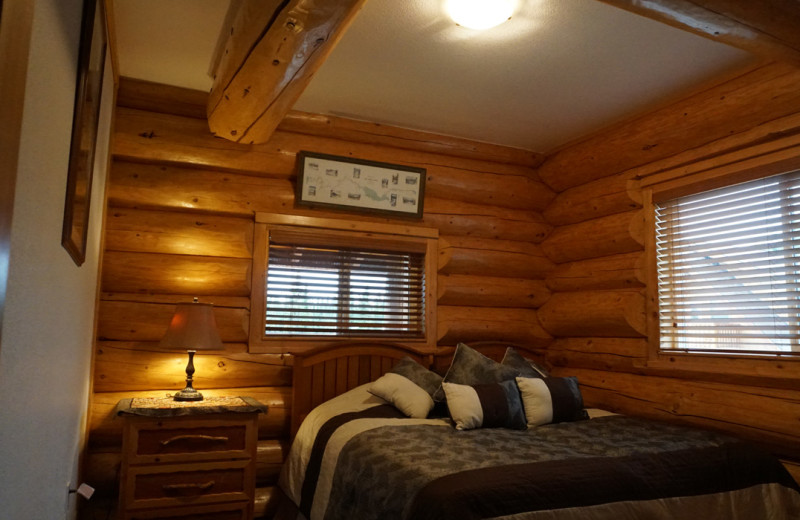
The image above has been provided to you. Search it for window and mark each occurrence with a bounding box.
[265,243,425,337]
[249,214,437,352]
[655,170,800,356]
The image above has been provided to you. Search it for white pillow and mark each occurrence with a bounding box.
[369,372,434,418]
[441,382,483,430]
[516,377,553,427]
[516,376,589,428]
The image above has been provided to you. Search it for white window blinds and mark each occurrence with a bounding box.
[264,242,425,338]
[655,170,800,356]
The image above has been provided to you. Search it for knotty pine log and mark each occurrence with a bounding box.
[437,306,552,347]
[596,0,800,65]
[97,300,248,342]
[104,208,253,258]
[113,107,552,211]
[625,110,800,183]
[540,210,644,264]
[278,110,543,167]
[552,367,800,459]
[206,0,284,117]
[207,0,368,144]
[108,161,549,242]
[117,76,208,119]
[438,274,550,308]
[101,251,251,297]
[423,199,551,243]
[543,171,641,226]
[438,236,555,279]
[93,341,292,393]
[88,387,290,448]
[538,62,800,192]
[546,337,647,373]
[546,252,645,292]
[537,290,647,338]
[116,76,544,167]
[84,439,287,497]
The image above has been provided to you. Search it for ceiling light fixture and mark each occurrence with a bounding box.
[445,0,518,30]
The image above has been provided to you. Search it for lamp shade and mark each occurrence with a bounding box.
[158,300,224,351]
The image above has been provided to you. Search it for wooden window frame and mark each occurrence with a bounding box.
[642,152,800,386]
[249,213,438,353]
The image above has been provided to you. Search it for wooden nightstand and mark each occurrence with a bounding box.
[116,396,267,520]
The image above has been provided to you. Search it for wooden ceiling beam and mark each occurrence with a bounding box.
[596,0,800,65]
[207,0,368,144]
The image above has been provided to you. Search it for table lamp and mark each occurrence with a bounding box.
[159,298,224,401]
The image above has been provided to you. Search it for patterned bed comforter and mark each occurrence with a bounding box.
[279,385,800,520]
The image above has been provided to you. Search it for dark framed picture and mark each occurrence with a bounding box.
[295,151,426,219]
[62,0,107,266]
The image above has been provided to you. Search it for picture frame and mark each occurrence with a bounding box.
[295,151,426,219]
[61,0,107,266]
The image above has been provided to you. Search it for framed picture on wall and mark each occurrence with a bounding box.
[61,0,107,266]
[295,151,426,219]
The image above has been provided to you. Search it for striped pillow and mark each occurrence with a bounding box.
[442,380,527,431]
[516,376,589,427]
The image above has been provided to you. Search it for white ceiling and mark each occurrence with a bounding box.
[113,0,753,153]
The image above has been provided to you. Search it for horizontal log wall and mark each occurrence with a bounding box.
[87,78,554,516]
[539,62,800,464]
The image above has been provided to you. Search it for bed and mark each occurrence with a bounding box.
[274,342,800,520]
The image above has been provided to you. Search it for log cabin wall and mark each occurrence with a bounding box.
[85,77,555,516]
[536,61,800,475]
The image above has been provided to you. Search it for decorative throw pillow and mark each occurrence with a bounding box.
[389,357,442,397]
[442,380,527,430]
[433,343,520,401]
[516,376,589,427]
[368,357,443,418]
[501,347,549,379]
[370,373,434,418]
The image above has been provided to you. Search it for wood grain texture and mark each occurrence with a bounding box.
[596,0,800,64]
[546,252,645,292]
[83,438,287,497]
[97,299,248,342]
[114,108,552,210]
[93,341,292,392]
[101,251,251,297]
[438,274,550,308]
[117,76,208,119]
[437,306,552,346]
[538,290,647,338]
[207,0,369,144]
[88,387,290,448]
[538,62,800,192]
[543,171,641,225]
[277,110,543,167]
[438,235,555,278]
[546,337,647,373]
[555,367,800,459]
[541,210,645,264]
[104,208,253,258]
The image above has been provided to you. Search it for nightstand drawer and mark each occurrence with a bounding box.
[123,501,249,520]
[125,460,251,510]
[126,415,256,464]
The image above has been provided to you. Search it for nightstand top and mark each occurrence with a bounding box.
[116,396,267,418]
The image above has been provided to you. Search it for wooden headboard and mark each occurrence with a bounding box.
[289,341,545,437]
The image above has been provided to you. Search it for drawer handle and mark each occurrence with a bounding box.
[161,481,215,495]
[160,434,229,446]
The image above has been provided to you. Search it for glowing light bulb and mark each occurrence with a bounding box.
[445,0,518,30]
